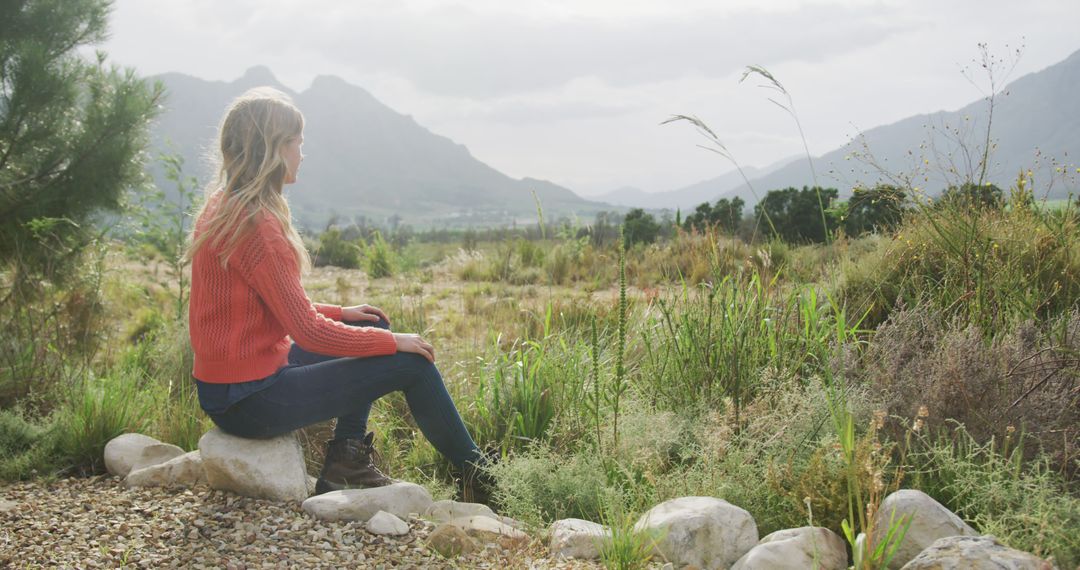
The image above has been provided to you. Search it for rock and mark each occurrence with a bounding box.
[634,496,758,570]
[732,526,847,570]
[129,442,185,473]
[365,510,410,536]
[199,429,309,502]
[104,433,161,477]
[549,518,610,560]
[424,499,497,523]
[900,535,1056,570]
[125,451,205,488]
[445,515,529,547]
[875,490,978,569]
[427,524,480,557]
[302,482,433,522]
[0,499,17,513]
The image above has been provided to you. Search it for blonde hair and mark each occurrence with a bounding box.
[185,87,311,271]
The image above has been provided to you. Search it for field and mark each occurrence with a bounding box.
[2,197,1079,568]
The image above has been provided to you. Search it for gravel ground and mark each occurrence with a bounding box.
[0,476,605,569]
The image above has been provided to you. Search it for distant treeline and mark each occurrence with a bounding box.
[311,182,1021,262]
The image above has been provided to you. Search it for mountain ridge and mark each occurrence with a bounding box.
[148,67,609,229]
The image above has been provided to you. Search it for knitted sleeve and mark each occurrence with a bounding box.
[313,303,343,321]
[239,220,397,358]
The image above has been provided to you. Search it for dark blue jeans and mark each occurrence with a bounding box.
[208,319,481,468]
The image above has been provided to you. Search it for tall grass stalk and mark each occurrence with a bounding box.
[608,240,629,448]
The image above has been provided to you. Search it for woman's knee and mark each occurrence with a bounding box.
[344,318,391,331]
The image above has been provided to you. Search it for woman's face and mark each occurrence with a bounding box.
[281,131,304,185]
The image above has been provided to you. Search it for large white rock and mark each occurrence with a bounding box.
[129,442,185,473]
[366,510,410,536]
[732,526,848,570]
[875,490,978,570]
[198,429,309,502]
[549,518,611,560]
[125,451,205,488]
[424,499,497,523]
[634,496,758,570]
[302,482,433,522]
[444,515,529,545]
[104,433,161,477]
[900,535,1056,570]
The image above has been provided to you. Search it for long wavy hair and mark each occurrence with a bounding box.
[184,87,310,271]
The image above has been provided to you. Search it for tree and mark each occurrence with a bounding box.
[754,186,840,244]
[684,197,745,234]
[622,208,659,247]
[938,182,1003,210]
[842,185,907,237]
[0,0,163,287]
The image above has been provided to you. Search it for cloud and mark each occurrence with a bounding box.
[225,2,916,97]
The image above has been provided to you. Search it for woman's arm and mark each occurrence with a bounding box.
[241,226,396,358]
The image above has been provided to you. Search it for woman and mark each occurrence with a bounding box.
[185,87,491,501]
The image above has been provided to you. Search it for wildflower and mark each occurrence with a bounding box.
[917,405,929,418]
[873,410,887,430]
[913,418,924,433]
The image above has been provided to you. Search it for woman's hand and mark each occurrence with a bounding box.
[342,304,390,324]
[393,333,435,363]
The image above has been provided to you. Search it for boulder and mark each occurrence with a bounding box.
[199,429,309,502]
[422,499,524,529]
[427,524,480,558]
[104,433,161,477]
[128,442,185,473]
[424,499,497,523]
[366,510,410,536]
[444,515,529,547]
[732,526,848,570]
[549,518,610,560]
[634,496,758,570]
[875,490,978,569]
[125,451,205,488]
[900,535,1056,570]
[302,482,433,522]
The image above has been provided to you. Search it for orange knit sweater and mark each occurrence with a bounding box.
[189,194,397,383]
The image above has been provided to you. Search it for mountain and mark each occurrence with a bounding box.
[148,66,609,229]
[593,159,804,211]
[720,48,1080,204]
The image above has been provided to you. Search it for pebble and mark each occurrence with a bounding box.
[0,476,635,568]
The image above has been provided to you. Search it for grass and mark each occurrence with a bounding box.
[1,193,1077,568]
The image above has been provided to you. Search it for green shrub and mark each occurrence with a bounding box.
[516,238,545,268]
[840,201,1080,330]
[313,227,361,269]
[54,368,153,475]
[492,446,624,527]
[905,424,1079,568]
[0,408,59,480]
[366,231,395,278]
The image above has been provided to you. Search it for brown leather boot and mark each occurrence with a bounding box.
[314,432,394,495]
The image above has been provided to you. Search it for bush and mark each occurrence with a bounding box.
[858,305,1079,478]
[0,408,59,481]
[905,424,1079,568]
[493,446,624,527]
[840,201,1080,330]
[313,227,361,269]
[54,367,153,475]
[366,231,395,278]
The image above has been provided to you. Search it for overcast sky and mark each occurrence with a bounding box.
[101,0,1080,196]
